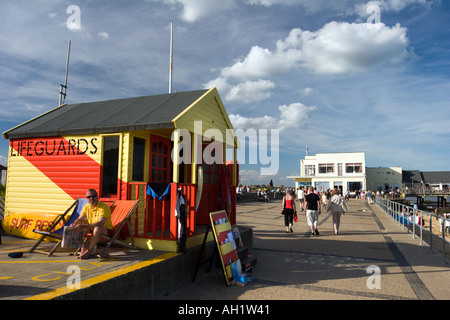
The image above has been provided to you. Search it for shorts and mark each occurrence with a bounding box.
[306,210,319,226]
[106,229,114,237]
[86,227,114,238]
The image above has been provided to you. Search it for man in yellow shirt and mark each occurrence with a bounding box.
[71,189,113,259]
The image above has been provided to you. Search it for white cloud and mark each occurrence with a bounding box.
[225,79,275,103]
[299,87,314,96]
[0,155,7,166]
[352,0,432,18]
[149,0,237,22]
[230,114,278,130]
[221,45,299,80]
[299,22,409,74]
[98,32,110,40]
[229,102,316,132]
[214,21,409,79]
[205,77,276,103]
[205,21,409,104]
[278,103,317,129]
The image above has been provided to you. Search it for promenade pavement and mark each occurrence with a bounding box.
[163,198,450,301]
[1,198,449,302]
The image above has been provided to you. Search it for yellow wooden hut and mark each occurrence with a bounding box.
[2,88,240,252]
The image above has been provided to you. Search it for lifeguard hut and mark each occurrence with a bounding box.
[2,88,240,252]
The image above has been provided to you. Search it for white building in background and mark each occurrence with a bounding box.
[288,152,366,194]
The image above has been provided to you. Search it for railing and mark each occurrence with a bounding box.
[127,182,197,241]
[404,189,450,197]
[375,196,449,265]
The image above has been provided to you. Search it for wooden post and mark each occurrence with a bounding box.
[191,132,200,184]
[172,130,180,183]
[170,183,178,241]
[233,145,237,186]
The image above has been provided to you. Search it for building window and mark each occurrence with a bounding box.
[346,163,362,174]
[338,163,343,176]
[319,163,334,174]
[102,136,120,197]
[132,137,146,181]
[305,165,315,177]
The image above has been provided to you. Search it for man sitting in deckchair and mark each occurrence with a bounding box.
[71,189,113,259]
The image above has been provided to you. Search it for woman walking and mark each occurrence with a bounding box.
[327,189,349,235]
[282,190,296,233]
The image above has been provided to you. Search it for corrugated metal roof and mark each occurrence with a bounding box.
[421,172,450,184]
[403,170,450,184]
[3,89,209,140]
[402,170,423,184]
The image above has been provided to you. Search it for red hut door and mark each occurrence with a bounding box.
[147,135,172,237]
[197,154,221,225]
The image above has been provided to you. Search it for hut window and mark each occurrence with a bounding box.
[132,137,146,181]
[150,136,171,183]
[102,136,120,197]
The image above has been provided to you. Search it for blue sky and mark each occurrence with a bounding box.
[1,0,449,187]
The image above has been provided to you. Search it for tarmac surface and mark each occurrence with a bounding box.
[162,198,450,301]
[1,198,450,302]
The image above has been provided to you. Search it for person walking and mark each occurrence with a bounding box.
[327,189,349,235]
[321,192,328,212]
[282,190,296,233]
[305,186,321,235]
[296,187,305,211]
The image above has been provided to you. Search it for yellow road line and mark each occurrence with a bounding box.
[24,252,179,300]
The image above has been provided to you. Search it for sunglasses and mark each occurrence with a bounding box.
[87,195,98,199]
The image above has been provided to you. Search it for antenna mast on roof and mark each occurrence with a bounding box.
[169,22,173,94]
[59,40,71,106]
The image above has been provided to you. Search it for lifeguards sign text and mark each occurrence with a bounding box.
[10,137,99,157]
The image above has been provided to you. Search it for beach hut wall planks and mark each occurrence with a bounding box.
[2,88,240,252]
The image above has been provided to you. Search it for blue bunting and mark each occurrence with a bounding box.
[146,183,171,201]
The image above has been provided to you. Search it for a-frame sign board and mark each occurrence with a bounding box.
[209,210,238,286]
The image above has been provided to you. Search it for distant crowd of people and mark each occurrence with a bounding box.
[236,185,272,202]
[236,182,450,238]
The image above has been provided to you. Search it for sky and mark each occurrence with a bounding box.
[1,0,449,187]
